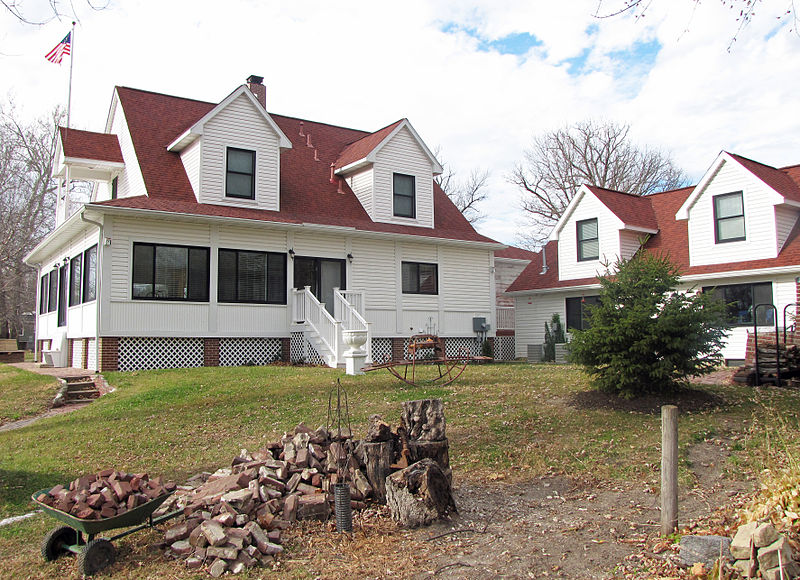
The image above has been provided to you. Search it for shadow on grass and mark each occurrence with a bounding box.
[567,387,728,414]
[0,469,68,516]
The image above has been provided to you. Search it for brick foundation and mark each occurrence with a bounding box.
[66,338,74,367]
[744,329,800,365]
[391,338,405,361]
[281,337,291,362]
[204,338,220,367]
[98,337,119,372]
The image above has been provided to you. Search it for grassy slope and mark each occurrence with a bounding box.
[1,363,800,578]
[0,365,60,424]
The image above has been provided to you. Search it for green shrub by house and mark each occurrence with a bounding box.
[568,252,727,397]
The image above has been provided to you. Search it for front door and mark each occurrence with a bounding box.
[294,257,345,315]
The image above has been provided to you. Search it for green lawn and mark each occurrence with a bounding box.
[0,365,60,424]
[1,363,799,578]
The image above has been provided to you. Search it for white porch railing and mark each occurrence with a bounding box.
[496,306,515,330]
[334,288,372,363]
[292,286,340,365]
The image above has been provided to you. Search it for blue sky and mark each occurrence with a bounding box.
[2,0,799,246]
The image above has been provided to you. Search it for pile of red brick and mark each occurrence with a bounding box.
[35,469,176,520]
[163,423,373,576]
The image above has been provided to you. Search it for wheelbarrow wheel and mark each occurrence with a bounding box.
[77,538,115,576]
[41,525,78,561]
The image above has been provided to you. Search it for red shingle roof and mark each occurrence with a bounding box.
[59,127,123,163]
[334,120,404,170]
[729,153,800,203]
[585,185,658,231]
[508,176,800,293]
[95,87,496,245]
[495,246,537,261]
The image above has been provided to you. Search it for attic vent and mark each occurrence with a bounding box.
[246,75,266,108]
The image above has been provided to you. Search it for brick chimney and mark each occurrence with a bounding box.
[246,75,266,108]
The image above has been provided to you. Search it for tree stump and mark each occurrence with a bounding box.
[408,439,451,482]
[401,399,446,441]
[385,458,456,527]
[362,441,393,503]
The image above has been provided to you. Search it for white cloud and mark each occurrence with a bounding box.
[2,0,799,246]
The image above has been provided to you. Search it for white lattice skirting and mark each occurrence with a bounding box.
[494,335,516,361]
[289,332,326,366]
[220,338,282,367]
[371,338,393,363]
[118,337,204,371]
[445,337,480,357]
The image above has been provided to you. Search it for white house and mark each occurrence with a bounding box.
[507,152,800,365]
[25,76,505,372]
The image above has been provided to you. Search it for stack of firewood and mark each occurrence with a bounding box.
[733,343,800,385]
[34,469,176,520]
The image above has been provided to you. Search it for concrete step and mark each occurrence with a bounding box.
[65,389,99,398]
[66,381,96,391]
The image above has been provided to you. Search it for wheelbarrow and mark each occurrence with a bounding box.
[32,487,182,576]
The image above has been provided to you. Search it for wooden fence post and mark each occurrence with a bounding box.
[661,404,678,536]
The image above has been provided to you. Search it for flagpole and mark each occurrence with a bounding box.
[66,21,75,130]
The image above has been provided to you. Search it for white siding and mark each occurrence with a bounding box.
[181,139,202,201]
[558,193,620,281]
[351,237,396,310]
[347,167,374,217]
[217,305,286,336]
[292,232,346,258]
[372,127,435,228]
[775,206,799,252]
[686,159,781,266]
[401,243,437,262]
[619,230,644,261]
[514,293,566,358]
[110,104,147,199]
[218,226,286,251]
[440,246,491,311]
[108,302,209,335]
[200,93,281,211]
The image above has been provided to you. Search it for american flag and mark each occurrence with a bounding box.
[45,32,71,64]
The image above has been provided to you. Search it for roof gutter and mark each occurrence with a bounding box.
[84,203,504,250]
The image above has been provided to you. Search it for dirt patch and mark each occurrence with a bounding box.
[567,388,728,415]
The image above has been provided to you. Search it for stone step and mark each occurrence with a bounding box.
[65,389,99,398]
[66,381,96,391]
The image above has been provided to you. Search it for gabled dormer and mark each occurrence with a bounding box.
[548,185,658,281]
[334,119,443,229]
[166,76,292,211]
[675,152,800,267]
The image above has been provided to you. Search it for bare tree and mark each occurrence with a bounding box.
[2,0,108,25]
[594,0,798,49]
[434,147,490,224]
[0,101,60,338]
[509,119,688,247]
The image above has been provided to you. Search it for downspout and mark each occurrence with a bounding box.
[31,261,41,363]
[80,210,104,371]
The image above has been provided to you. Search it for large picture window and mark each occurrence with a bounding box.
[69,254,83,307]
[82,245,97,303]
[713,191,745,243]
[226,147,256,199]
[218,249,286,304]
[703,282,773,326]
[393,173,416,218]
[577,218,599,261]
[566,295,601,331]
[132,243,209,301]
[402,262,437,294]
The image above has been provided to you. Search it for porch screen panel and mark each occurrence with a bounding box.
[83,245,97,302]
[155,246,187,299]
[187,248,209,301]
[132,244,154,298]
[69,254,82,306]
[266,253,286,304]
[39,275,48,314]
[218,250,237,302]
[47,269,58,312]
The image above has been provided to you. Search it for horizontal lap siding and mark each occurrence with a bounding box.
[108,302,208,335]
[347,168,374,217]
[217,305,286,335]
[373,127,434,228]
[218,227,286,251]
[180,139,201,200]
[775,206,799,252]
[514,293,565,358]
[110,105,147,199]
[351,238,396,309]
[440,247,491,312]
[559,193,619,281]
[201,94,280,211]
[495,260,529,306]
[688,160,779,266]
[619,230,643,261]
[292,233,346,258]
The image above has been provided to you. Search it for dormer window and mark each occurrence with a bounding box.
[577,218,599,261]
[714,191,745,243]
[226,147,256,200]
[393,173,416,218]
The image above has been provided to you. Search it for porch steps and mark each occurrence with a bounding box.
[62,376,100,404]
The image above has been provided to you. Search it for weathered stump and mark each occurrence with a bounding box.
[401,399,446,441]
[408,439,451,481]
[362,441,393,503]
[365,414,392,442]
[385,458,456,527]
